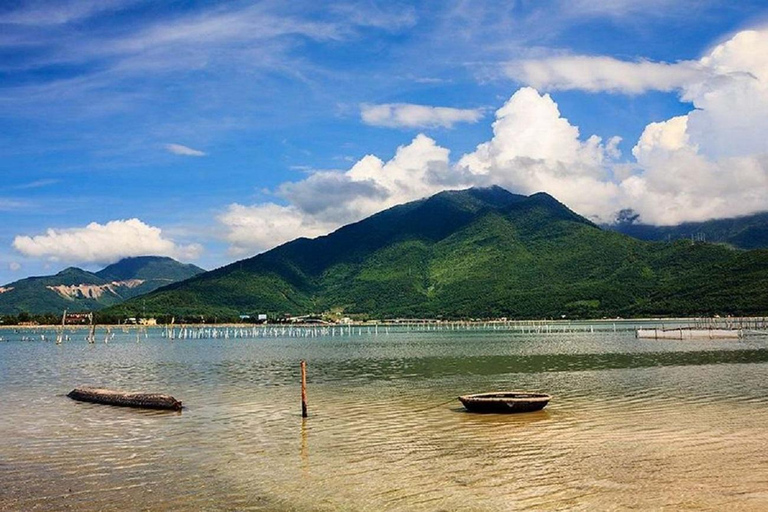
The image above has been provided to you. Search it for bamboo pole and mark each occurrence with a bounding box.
[301,360,308,418]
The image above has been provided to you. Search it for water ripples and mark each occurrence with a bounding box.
[2,332,768,510]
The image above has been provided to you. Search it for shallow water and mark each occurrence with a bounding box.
[2,327,768,510]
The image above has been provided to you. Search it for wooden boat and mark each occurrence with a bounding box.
[67,387,182,411]
[458,391,551,413]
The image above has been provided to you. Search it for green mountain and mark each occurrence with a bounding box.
[96,256,204,283]
[607,211,768,250]
[107,187,768,321]
[0,256,204,315]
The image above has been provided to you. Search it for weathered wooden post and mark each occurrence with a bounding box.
[301,360,308,418]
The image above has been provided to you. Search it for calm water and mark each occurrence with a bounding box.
[2,326,768,511]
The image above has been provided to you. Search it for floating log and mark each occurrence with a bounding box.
[67,387,182,411]
[459,392,551,413]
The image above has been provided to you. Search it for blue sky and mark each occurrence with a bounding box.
[2,0,768,285]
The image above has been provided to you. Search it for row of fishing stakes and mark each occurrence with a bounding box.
[157,317,768,341]
[9,316,768,344]
[6,322,613,343]
[159,322,629,340]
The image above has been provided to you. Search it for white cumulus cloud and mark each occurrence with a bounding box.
[457,87,622,219]
[506,27,768,225]
[218,203,338,256]
[217,27,768,255]
[13,219,203,264]
[164,143,207,157]
[219,89,621,254]
[618,29,768,224]
[361,103,484,129]
[219,134,458,254]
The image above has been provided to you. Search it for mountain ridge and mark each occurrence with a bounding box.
[606,211,768,250]
[106,186,768,321]
[0,256,204,315]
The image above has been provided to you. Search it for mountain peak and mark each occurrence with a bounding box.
[106,185,633,319]
[56,266,90,276]
[0,256,204,315]
[517,191,595,226]
[96,256,204,281]
[430,186,526,210]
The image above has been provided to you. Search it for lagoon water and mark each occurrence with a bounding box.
[2,325,768,511]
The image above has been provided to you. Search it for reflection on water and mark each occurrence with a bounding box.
[2,329,768,510]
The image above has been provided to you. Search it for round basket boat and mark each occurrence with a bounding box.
[458,391,551,413]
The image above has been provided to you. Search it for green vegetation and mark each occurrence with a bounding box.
[0,311,64,326]
[0,256,204,315]
[105,186,768,322]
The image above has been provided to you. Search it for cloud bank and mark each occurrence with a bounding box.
[360,103,484,129]
[13,219,203,264]
[220,133,456,254]
[218,27,768,254]
[506,56,705,94]
[506,28,768,224]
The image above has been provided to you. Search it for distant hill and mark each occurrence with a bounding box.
[606,211,768,250]
[0,256,204,315]
[96,256,204,282]
[106,186,768,321]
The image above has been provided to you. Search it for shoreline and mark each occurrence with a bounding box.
[2,316,764,330]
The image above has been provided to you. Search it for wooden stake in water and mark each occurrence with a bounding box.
[301,360,308,418]
[87,312,95,344]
